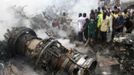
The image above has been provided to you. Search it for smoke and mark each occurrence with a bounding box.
[0,0,133,40]
[58,39,76,49]
[0,0,99,40]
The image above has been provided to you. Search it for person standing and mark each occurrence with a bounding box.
[85,10,97,46]
[77,13,86,42]
[114,12,125,34]
[100,12,110,42]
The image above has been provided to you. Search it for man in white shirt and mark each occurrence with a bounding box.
[77,13,86,42]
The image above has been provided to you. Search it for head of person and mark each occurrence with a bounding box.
[124,9,128,14]
[102,6,106,11]
[91,9,95,14]
[63,12,66,16]
[102,6,107,13]
[112,10,115,14]
[90,10,95,19]
[78,13,82,17]
[83,13,87,17]
[114,6,118,10]
[114,6,120,14]
[95,9,98,13]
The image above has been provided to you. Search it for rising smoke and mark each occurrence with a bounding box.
[0,0,98,40]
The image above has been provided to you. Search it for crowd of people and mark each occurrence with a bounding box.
[77,6,134,46]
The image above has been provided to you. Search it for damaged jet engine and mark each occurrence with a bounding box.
[4,27,97,75]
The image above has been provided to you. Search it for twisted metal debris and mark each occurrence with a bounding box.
[113,33,134,73]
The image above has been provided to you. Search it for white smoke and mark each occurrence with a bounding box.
[0,0,99,40]
[70,0,98,19]
[58,39,76,49]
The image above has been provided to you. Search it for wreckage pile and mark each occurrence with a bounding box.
[113,33,134,73]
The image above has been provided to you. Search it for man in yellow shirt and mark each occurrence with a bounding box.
[100,12,110,42]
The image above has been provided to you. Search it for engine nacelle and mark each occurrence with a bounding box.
[4,27,97,75]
